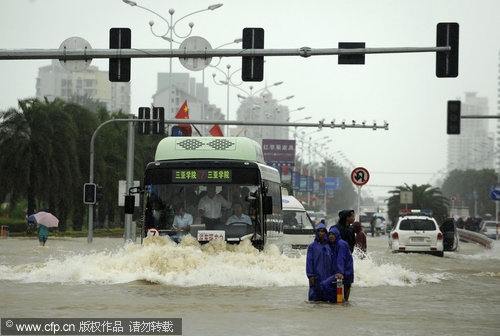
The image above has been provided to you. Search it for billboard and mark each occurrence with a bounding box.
[262,139,296,167]
[299,175,307,192]
[292,172,300,190]
[324,177,341,190]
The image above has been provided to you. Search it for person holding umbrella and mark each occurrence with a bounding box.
[29,210,59,247]
[37,220,49,246]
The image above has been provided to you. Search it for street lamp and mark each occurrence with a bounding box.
[291,116,312,123]
[212,63,243,136]
[123,1,223,119]
[289,106,305,113]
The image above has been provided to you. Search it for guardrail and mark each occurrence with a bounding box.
[457,229,493,249]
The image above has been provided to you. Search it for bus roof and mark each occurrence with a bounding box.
[155,137,265,163]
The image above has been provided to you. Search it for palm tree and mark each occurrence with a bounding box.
[387,184,449,224]
[0,98,53,215]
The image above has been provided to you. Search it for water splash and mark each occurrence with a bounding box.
[0,237,451,287]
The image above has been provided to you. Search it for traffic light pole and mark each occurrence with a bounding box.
[87,117,153,243]
[0,46,451,60]
[124,114,135,242]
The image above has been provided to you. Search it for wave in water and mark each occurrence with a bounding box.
[0,236,446,287]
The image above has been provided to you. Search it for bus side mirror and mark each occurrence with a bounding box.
[124,195,135,214]
[263,196,273,215]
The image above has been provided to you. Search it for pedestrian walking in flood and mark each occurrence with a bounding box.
[352,221,367,256]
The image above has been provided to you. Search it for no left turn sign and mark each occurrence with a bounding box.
[351,167,370,186]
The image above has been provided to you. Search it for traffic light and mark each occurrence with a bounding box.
[447,100,461,134]
[242,28,264,82]
[436,23,459,78]
[152,107,165,135]
[109,28,131,82]
[83,183,96,204]
[138,107,151,135]
[338,42,366,65]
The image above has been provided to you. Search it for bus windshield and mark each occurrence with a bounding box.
[144,166,264,242]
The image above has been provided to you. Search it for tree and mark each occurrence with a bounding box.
[0,98,99,231]
[387,184,449,224]
[441,169,497,218]
[319,159,356,216]
[0,98,53,215]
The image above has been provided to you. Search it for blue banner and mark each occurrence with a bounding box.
[313,180,320,194]
[308,176,314,192]
[292,172,300,190]
[318,183,325,196]
[299,175,307,192]
[324,177,341,190]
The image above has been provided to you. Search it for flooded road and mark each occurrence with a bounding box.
[1,235,499,335]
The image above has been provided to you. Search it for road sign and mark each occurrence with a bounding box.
[400,191,413,204]
[351,167,370,186]
[147,228,159,237]
[59,36,92,72]
[490,190,500,201]
[179,36,212,71]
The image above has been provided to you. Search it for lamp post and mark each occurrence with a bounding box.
[123,0,223,119]
[212,63,244,136]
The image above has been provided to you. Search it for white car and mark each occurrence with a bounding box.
[389,210,444,257]
[282,196,315,249]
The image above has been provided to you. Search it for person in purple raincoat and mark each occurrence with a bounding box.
[320,226,354,302]
[306,223,331,301]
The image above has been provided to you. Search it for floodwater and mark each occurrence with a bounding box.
[0,234,499,336]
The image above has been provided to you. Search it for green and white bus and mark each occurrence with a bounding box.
[141,137,283,251]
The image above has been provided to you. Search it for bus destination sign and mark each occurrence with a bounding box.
[172,169,232,183]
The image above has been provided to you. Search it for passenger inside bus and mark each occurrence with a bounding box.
[198,185,232,230]
[172,206,193,241]
[147,197,168,229]
[145,184,261,238]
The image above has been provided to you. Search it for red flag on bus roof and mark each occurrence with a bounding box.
[175,100,192,136]
[209,124,224,137]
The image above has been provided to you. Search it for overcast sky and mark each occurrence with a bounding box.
[1,0,499,200]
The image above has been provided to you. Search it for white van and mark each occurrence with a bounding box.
[282,195,315,249]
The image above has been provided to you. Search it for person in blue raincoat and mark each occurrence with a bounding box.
[306,223,331,301]
[320,226,354,302]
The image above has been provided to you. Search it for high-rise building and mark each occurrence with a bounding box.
[36,60,130,113]
[233,89,290,144]
[153,73,224,135]
[447,92,494,171]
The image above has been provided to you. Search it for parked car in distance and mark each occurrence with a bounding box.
[360,211,375,234]
[479,220,499,239]
[389,209,444,257]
